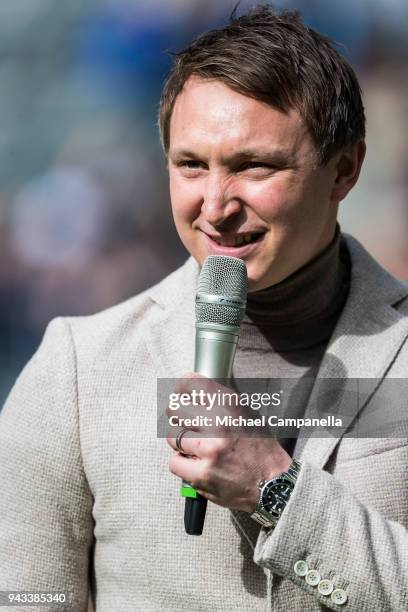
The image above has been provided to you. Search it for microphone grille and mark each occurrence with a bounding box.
[196,255,248,326]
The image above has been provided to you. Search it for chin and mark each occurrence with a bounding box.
[244,262,269,291]
[247,270,280,292]
[246,274,267,293]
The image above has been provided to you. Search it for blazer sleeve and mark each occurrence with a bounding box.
[0,317,94,611]
[253,460,408,611]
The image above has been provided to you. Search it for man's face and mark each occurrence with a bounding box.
[168,77,341,292]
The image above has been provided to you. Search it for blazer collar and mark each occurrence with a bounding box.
[297,233,408,466]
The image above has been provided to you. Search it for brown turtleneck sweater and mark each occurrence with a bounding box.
[232,224,351,457]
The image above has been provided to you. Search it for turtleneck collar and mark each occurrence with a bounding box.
[240,224,351,352]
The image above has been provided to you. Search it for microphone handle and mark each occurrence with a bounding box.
[183,323,239,535]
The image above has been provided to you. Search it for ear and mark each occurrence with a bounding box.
[331,140,366,202]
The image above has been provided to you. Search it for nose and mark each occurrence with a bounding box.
[201,171,242,227]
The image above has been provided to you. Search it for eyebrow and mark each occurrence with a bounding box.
[168,147,297,167]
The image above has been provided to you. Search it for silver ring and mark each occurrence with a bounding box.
[175,427,190,455]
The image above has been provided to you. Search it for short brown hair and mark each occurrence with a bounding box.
[158,4,365,165]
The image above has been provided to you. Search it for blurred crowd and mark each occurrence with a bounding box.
[0,0,407,403]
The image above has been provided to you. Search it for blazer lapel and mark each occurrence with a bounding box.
[146,256,199,378]
[297,234,408,467]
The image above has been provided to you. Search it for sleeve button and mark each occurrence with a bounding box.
[318,579,334,596]
[331,588,348,605]
[293,560,308,576]
[305,569,321,586]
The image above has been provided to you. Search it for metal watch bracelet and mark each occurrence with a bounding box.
[251,460,301,528]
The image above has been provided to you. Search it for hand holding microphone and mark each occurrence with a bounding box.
[182,255,248,535]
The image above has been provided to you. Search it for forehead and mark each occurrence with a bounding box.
[169,77,313,158]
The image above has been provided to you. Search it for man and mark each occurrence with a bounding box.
[1,5,407,612]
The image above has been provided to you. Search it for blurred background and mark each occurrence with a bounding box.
[0,0,407,405]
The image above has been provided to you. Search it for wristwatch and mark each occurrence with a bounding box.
[251,460,301,529]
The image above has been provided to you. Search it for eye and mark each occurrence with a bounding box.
[238,161,272,171]
[179,160,203,170]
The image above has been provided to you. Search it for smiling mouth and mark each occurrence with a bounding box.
[206,232,264,247]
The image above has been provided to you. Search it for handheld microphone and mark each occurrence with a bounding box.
[182,255,248,535]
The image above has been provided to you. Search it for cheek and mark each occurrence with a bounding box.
[170,175,202,223]
[243,176,302,221]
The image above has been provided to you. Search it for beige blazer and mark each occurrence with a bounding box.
[1,233,408,612]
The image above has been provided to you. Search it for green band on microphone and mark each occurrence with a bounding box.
[181,484,198,498]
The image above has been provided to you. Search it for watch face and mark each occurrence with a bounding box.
[261,477,294,516]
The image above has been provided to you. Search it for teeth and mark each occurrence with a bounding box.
[213,233,260,246]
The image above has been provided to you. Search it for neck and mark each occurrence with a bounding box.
[241,225,351,351]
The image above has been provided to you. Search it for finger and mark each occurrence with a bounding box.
[166,403,208,419]
[169,453,209,491]
[166,432,206,458]
[175,376,239,411]
[165,403,215,441]
[175,373,211,395]
[179,373,236,395]
[169,381,211,414]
